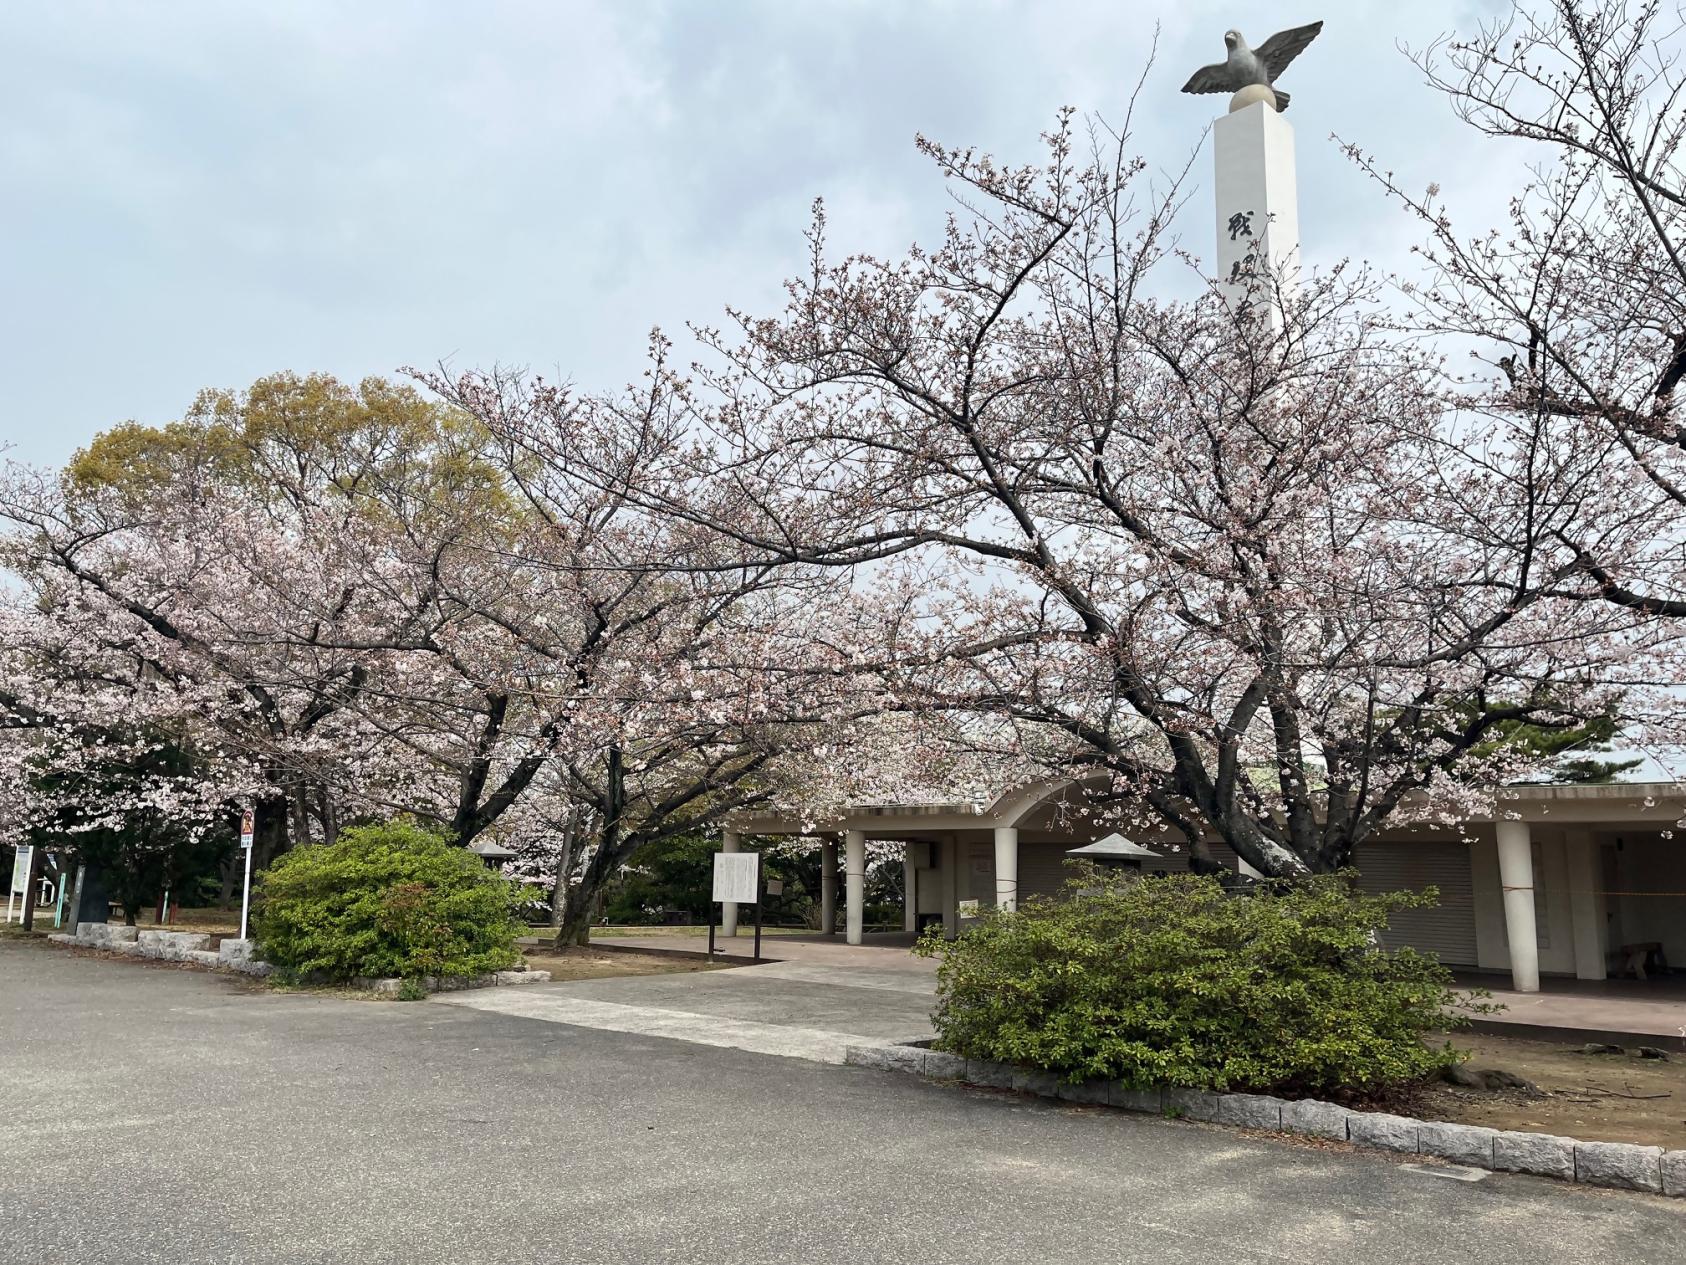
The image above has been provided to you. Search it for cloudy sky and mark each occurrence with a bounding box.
[0,1,1520,468]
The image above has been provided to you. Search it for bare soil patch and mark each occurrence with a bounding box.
[519,945,727,982]
[1415,1030,1686,1149]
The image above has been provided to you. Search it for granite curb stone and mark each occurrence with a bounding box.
[1347,1112,1420,1153]
[1281,1099,1351,1140]
[1417,1121,1497,1168]
[1495,1130,1578,1181]
[1218,1093,1286,1131]
[1661,1150,1686,1198]
[1161,1088,1222,1122]
[1574,1140,1664,1193]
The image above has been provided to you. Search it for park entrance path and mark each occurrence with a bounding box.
[429,955,937,1064]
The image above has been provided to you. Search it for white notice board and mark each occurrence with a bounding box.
[712,852,759,904]
[10,845,32,895]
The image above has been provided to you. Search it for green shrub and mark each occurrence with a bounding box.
[916,869,1466,1095]
[254,820,524,983]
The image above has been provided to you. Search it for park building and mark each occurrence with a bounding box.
[727,777,1686,997]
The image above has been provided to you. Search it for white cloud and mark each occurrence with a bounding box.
[0,0,1534,463]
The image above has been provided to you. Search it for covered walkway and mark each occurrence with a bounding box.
[724,781,1686,1001]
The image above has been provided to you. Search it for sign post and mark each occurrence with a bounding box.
[237,804,256,942]
[6,844,33,925]
[708,850,762,963]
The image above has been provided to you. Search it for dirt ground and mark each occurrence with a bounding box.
[519,945,727,982]
[1415,1031,1686,1149]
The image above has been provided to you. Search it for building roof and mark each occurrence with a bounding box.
[1066,833,1165,861]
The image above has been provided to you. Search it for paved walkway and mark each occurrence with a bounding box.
[1459,980,1686,1042]
[434,954,937,1063]
[502,931,1686,1056]
[591,928,937,974]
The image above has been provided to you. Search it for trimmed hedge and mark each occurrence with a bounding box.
[254,820,524,983]
[916,870,1467,1095]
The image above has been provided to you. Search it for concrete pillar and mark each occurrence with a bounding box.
[1495,819,1540,993]
[940,836,959,941]
[1564,828,1607,981]
[993,825,1018,913]
[903,844,918,934]
[844,828,866,946]
[721,829,740,938]
[819,839,838,935]
[1213,98,1300,316]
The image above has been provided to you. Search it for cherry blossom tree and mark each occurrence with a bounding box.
[1352,0,1686,627]
[3,369,914,944]
[600,104,1646,878]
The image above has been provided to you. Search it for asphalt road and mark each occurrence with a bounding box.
[3,940,1683,1264]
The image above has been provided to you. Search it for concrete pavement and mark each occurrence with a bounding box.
[4,940,1683,1264]
[435,957,937,1062]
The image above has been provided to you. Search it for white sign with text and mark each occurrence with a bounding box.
[10,845,32,895]
[712,852,759,904]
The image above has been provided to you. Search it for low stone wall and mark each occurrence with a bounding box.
[844,1045,1686,1199]
[45,923,550,994]
[47,924,274,977]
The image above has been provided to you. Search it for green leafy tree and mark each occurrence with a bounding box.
[918,869,1467,1095]
[254,819,524,982]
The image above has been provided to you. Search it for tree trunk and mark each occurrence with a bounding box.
[18,848,41,931]
[216,851,240,909]
[547,808,580,930]
[555,883,594,948]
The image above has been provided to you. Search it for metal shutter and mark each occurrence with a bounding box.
[1017,842,1072,900]
[1353,842,1478,966]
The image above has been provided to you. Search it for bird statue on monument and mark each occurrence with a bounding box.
[1180,22,1323,112]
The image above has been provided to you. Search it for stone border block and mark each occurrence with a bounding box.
[964,1058,1016,1090]
[493,969,551,986]
[1662,1150,1686,1198]
[1417,1121,1496,1168]
[1162,1088,1221,1123]
[1495,1130,1576,1180]
[1011,1067,1061,1098]
[1109,1084,1163,1115]
[1347,1112,1420,1153]
[843,1046,892,1070]
[1575,1140,1664,1193]
[922,1051,966,1080]
[1281,1099,1350,1140]
[1056,1078,1111,1106]
[360,968,553,996]
[1218,1093,1285,1131]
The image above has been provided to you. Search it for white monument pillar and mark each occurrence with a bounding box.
[993,825,1018,913]
[1213,92,1300,317]
[844,828,866,945]
[720,829,740,937]
[819,838,838,935]
[1495,820,1540,993]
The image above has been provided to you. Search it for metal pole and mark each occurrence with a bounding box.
[753,852,763,964]
[238,838,254,941]
[708,908,716,960]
